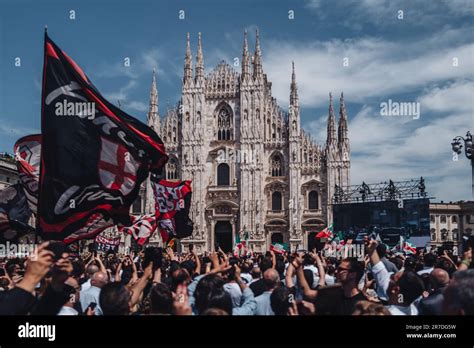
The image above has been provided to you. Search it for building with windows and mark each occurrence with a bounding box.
[429,201,474,251]
[0,153,19,190]
[143,30,351,253]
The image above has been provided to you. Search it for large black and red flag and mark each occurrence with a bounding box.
[152,180,193,243]
[39,32,168,244]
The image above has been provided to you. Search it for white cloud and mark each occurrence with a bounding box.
[103,79,137,104]
[126,101,148,113]
[418,80,474,114]
[304,0,474,28]
[345,81,473,201]
[263,36,473,108]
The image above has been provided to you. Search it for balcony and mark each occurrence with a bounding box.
[303,209,322,216]
[266,210,286,218]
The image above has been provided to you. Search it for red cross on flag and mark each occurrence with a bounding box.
[99,138,139,196]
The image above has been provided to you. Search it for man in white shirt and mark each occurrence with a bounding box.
[80,264,99,292]
[367,240,424,315]
[80,271,108,315]
[254,269,279,315]
[58,277,80,316]
[417,253,436,276]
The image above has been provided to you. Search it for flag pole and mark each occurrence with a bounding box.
[35,26,48,247]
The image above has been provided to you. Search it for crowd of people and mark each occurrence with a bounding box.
[0,238,473,316]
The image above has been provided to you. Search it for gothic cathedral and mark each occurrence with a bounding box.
[144,30,350,253]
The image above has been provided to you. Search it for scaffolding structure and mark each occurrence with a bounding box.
[333,177,428,204]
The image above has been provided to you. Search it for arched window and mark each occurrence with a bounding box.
[452,229,458,240]
[173,126,177,142]
[217,163,230,186]
[217,106,232,140]
[441,228,448,240]
[452,216,457,223]
[308,191,319,210]
[270,154,283,177]
[272,191,282,211]
[166,158,178,180]
[440,215,446,223]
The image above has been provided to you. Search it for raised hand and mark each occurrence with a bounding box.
[17,242,54,293]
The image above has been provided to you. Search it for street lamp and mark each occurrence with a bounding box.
[451,131,473,197]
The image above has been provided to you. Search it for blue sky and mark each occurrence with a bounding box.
[0,0,473,201]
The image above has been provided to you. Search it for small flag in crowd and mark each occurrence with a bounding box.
[38,33,168,244]
[153,180,193,243]
[403,241,417,254]
[119,214,157,246]
[270,242,288,254]
[94,234,121,253]
[316,223,334,240]
[233,233,247,256]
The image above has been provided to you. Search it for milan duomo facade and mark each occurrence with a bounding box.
[143,30,350,253]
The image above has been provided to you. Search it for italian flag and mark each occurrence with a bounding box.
[270,242,288,254]
[233,232,249,257]
[403,241,417,254]
[316,223,334,240]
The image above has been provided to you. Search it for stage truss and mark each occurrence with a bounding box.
[333,177,428,204]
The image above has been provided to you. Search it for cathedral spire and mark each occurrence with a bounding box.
[253,28,263,78]
[195,32,204,80]
[242,29,251,80]
[290,61,298,106]
[184,32,192,83]
[327,92,336,145]
[147,68,160,130]
[338,92,348,143]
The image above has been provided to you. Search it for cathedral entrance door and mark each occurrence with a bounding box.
[271,232,284,244]
[307,232,317,251]
[215,221,233,252]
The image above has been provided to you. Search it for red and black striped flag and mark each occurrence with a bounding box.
[39,33,168,244]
